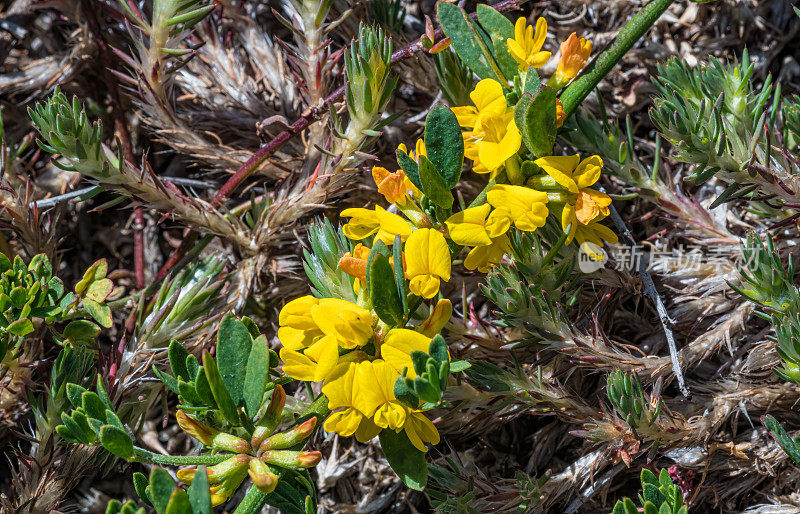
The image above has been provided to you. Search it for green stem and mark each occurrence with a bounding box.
[232,485,269,514]
[559,0,676,117]
[132,447,232,466]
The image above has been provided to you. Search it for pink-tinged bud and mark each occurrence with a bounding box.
[212,432,251,454]
[260,450,322,469]
[177,468,197,485]
[267,385,286,419]
[251,426,271,450]
[258,417,317,453]
[176,410,250,453]
[248,458,279,494]
[296,451,322,468]
[176,410,216,446]
[252,386,287,448]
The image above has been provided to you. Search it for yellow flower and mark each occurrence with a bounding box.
[553,33,591,87]
[381,328,434,378]
[322,362,381,442]
[280,336,339,382]
[445,203,509,247]
[486,184,549,232]
[403,410,440,452]
[405,228,451,299]
[507,17,551,71]
[354,360,408,430]
[398,139,427,163]
[278,297,375,382]
[311,298,373,350]
[418,299,453,337]
[534,154,611,225]
[277,296,322,351]
[570,213,618,247]
[464,233,512,272]
[341,205,414,244]
[452,79,521,174]
[372,166,420,205]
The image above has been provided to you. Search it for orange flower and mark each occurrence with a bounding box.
[552,33,591,88]
[372,166,420,205]
[556,99,566,128]
[338,243,405,284]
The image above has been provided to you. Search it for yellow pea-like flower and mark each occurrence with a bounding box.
[403,410,440,452]
[311,298,373,350]
[506,17,551,72]
[405,228,451,299]
[486,184,549,232]
[277,295,322,351]
[353,360,407,430]
[464,234,512,273]
[322,362,381,442]
[534,154,612,228]
[381,328,434,378]
[452,79,522,174]
[341,205,414,244]
[445,203,510,247]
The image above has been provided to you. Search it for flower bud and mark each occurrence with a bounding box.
[248,458,279,494]
[258,417,317,453]
[177,410,251,453]
[260,450,322,469]
[418,299,453,337]
[251,386,286,448]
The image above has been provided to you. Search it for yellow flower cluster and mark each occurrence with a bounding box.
[278,296,448,451]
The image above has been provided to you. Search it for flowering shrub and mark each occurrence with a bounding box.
[4,0,800,512]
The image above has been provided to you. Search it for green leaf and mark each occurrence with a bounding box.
[424,104,464,188]
[187,467,213,514]
[393,372,420,409]
[83,298,113,328]
[449,360,471,372]
[369,254,405,326]
[514,86,558,158]
[419,155,453,209]
[75,259,108,295]
[378,428,428,490]
[523,66,541,95]
[149,467,177,514]
[9,286,27,308]
[82,391,107,421]
[216,314,253,407]
[168,340,191,381]
[100,424,133,459]
[244,335,271,417]
[392,236,407,313]
[165,489,191,514]
[241,316,262,340]
[86,278,113,302]
[476,4,517,80]
[7,318,34,336]
[764,414,800,466]
[133,472,153,507]
[437,2,504,81]
[203,351,239,424]
[396,148,422,191]
[63,320,101,341]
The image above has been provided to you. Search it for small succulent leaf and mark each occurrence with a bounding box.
[437,2,503,81]
[83,298,113,328]
[168,340,191,381]
[133,472,153,507]
[99,425,134,459]
[149,467,177,514]
[63,320,101,341]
